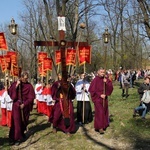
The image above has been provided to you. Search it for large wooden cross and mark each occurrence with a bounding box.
[34,30,88,83]
[34,19,89,123]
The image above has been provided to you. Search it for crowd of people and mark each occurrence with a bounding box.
[1,67,150,146]
[115,68,150,119]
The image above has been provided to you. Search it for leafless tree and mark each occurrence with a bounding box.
[137,0,150,38]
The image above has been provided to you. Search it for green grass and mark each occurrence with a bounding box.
[1,79,150,149]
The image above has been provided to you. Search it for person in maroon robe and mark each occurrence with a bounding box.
[89,67,113,134]
[8,71,35,145]
[49,79,76,136]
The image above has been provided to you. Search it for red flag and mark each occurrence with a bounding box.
[38,63,46,77]
[0,55,11,72]
[43,58,52,71]
[0,55,3,64]
[0,32,8,50]
[66,48,76,66]
[55,50,61,65]
[78,46,91,65]
[7,51,18,65]
[38,52,47,63]
[10,64,20,77]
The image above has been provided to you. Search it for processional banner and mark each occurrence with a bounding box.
[0,55,11,72]
[66,48,76,66]
[55,50,61,65]
[43,58,52,71]
[78,46,91,65]
[7,51,18,65]
[10,64,19,77]
[0,32,8,50]
[38,52,48,63]
[38,52,48,77]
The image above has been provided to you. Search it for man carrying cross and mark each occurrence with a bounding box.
[49,74,76,136]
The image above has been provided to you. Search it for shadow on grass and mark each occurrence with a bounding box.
[73,114,115,150]
[19,120,51,149]
[120,117,150,149]
[0,137,10,148]
[79,114,150,150]
[81,125,116,150]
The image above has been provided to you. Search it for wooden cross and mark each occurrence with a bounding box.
[34,20,88,123]
[34,30,88,83]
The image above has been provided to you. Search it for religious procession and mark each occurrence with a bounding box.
[0,0,150,150]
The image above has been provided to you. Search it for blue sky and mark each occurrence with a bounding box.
[0,0,23,25]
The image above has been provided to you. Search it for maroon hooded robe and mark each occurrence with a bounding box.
[49,80,76,133]
[8,81,35,141]
[88,76,113,130]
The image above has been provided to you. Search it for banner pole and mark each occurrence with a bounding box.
[82,63,86,124]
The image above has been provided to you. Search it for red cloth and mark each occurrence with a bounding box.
[40,87,47,115]
[0,89,5,96]
[8,81,35,141]
[1,108,7,126]
[42,102,47,115]
[37,101,41,113]
[42,87,47,95]
[89,76,113,130]
[37,101,46,114]
[7,110,12,127]
[45,87,51,95]
[36,86,42,92]
[0,89,7,126]
[46,105,53,117]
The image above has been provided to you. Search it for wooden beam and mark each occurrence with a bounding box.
[34,41,89,47]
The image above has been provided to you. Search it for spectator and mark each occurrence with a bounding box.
[133,77,150,119]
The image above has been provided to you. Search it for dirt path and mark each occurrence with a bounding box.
[10,113,134,150]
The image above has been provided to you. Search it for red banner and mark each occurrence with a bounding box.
[55,50,61,65]
[0,55,3,64]
[1,58,6,72]
[78,46,91,65]
[38,63,46,77]
[7,51,18,65]
[43,58,52,71]
[10,64,20,77]
[0,55,11,72]
[4,55,11,71]
[0,32,8,50]
[66,48,76,66]
[38,52,47,63]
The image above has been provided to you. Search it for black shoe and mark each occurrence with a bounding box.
[133,114,136,118]
[22,133,26,139]
[133,109,137,118]
[78,122,83,126]
[122,94,126,97]
[15,140,20,146]
[126,94,129,98]
[9,140,15,145]
[142,117,146,120]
